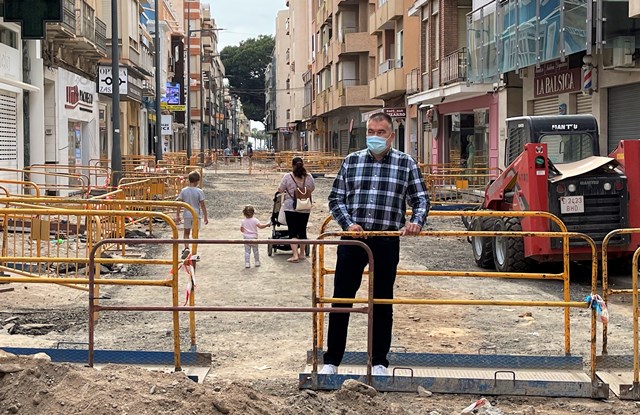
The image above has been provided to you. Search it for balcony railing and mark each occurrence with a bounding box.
[441,47,467,85]
[303,104,311,119]
[96,18,107,53]
[338,26,358,43]
[378,59,393,75]
[337,78,358,96]
[406,68,420,94]
[421,72,430,91]
[76,2,96,43]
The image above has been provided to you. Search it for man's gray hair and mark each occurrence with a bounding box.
[368,112,393,127]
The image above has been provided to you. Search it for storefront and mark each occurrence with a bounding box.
[429,94,499,170]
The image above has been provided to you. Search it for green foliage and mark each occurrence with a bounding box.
[220,35,274,122]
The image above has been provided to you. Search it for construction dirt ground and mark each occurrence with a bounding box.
[1,168,640,414]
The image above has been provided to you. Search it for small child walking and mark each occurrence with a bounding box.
[240,205,270,268]
[176,171,208,259]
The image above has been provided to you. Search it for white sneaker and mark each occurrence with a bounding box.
[318,364,337,375]
[255,261,261,267]
[245,263,250,268]
[372,365,388,376]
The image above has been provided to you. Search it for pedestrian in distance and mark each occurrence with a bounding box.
[320,112,430,376]
[223,145,232,165]
[240,205,270,268]
[176,171,209,259]
[277,157,315,263]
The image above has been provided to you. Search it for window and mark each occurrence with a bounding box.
[396,30,404,68]
[0,28,17,49]
[540,134,596,164]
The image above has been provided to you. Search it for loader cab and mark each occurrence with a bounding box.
[505,115,599,166]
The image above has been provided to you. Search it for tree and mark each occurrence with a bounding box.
[221,35,274,122]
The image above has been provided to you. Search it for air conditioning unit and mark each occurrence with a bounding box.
[612,36,636,67]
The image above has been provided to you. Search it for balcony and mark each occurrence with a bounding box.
[316,0,330,25]
[47,0,76,39]
[369,63,406,100]
[139,41,155,77]
[338,29,375,56]
[315,89,331,115]
[406,68,420,94]
[336,80,380,107]
[441,47,467,85]
[303,103,312,119]
[369,0,404,34]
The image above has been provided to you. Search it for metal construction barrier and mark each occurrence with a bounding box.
[0,210,208,366]
[421,166,501,210]
[0,167,89,197]
[0,199,199,281]
[81,238,375,373]
[0,179,41,197]
[305,210,605,396]
[28,164,111,193]
[598,228,640,399]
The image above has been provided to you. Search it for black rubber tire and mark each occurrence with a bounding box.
[267,244,273,256]
[470,217,497,269]
[492,217,531,273]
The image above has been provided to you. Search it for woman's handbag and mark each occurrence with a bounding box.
[291,174,313,212]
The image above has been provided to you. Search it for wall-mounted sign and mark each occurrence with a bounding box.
[162,82,181,105]
[161,114,173,135]
[383,107,406,118]
[160,103,186,111]
[98,66,128,94]
[534,60,581,98]
[65,85,94,113]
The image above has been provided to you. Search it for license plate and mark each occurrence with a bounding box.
[560,195,584,214]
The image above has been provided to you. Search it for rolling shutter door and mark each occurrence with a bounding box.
[575,94,592,114]
[608,83,640,153]
[533,96,558,115]
[339,129,349,155]
[0,91,19,193]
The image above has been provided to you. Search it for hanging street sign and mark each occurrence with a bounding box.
[98,66,128,95]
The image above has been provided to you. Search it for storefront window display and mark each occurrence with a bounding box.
[445,111,489,168]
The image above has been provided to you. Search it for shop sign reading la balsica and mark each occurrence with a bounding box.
[534,60,581,98]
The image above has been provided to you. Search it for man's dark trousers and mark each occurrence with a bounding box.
[323,235,400,368]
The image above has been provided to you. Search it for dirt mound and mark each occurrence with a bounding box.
[0,350,432,415]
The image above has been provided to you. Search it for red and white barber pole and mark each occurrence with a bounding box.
[581,56,597,95]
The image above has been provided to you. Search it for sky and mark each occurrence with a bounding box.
[204,0,284,50]
[203,0,283,128]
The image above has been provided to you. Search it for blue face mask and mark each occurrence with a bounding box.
[366,136,388,155]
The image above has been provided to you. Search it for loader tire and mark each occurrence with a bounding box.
[492,217,531,273]
[470,217,497,269]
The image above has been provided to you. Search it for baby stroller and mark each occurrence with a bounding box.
[267,192,311,257]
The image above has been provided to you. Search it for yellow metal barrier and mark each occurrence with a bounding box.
[0,179,41,197]
[28,164,111,193]
[0,166,89,197]
[314,210,598,373]
[0,208,201,364]
[0,198,199,277]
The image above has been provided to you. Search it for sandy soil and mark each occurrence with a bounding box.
[1,167,639,414]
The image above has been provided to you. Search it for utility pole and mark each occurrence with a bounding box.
[154,0,162,163]
[199,32,204,165]
[185,4,192,160]
[110,0,122,186]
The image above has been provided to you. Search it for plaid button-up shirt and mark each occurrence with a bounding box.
[328,148,429,231]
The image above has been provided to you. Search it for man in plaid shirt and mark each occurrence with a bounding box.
[320,112,429,376]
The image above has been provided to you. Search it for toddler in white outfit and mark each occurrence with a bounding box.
[240,205,270,268]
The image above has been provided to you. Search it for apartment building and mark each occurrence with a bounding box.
[368,0,420,157]
[405,0,502,168]
[309,0,382,155]
[274,9,291,151]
